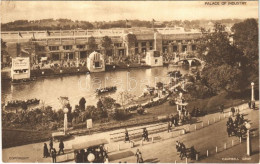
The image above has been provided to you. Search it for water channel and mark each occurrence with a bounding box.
[2,66,191,110]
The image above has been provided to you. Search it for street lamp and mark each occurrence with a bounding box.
[63,107,69,134]
[245,122,252,156]
[251,82,255,106]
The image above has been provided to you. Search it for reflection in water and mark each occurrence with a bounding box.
[1,67,189,110]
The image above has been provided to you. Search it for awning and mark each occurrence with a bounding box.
[72,139,109,150]
[41,57,48,61]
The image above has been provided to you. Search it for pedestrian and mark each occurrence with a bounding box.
[125,129,130,143]
[43,143,49,158]
[176,141,180,152]
[168,121,172,132]
[58,139,64,155]
[231,107,235,117]
[49,138,53,154]
[252,102,255,109]
[180,143,187,160]
[248,101,251,109]
[74,150,79,163]
[135,149,143,163]
[51,148,57,163]
[190,146,197,160]
[145,128,149,141]
[221,104,224,113]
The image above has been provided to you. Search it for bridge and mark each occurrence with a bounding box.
[176,57,205,67]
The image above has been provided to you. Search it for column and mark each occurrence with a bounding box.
[247,129,252,156]
[251,82,255,102]
[64,108,68,134]
[138,42,142,53]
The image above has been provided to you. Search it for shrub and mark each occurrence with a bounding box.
[112,109,131,121]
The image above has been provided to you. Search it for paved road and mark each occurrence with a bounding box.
[108,106,259,163]
[2,102,258,163]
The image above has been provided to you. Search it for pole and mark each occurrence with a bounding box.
[216,146,218,153]
[247,129,252,156]
[64,113,67,134]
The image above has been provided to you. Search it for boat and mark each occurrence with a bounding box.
[12,78,36,84]
[95,86,117,95]
[5,98,40,108]
[167,70,182,78]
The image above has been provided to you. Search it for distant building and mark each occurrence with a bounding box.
[145,50,163,67]
[11,57,30,80]
[1,27,202,64]
[87,51,105,72]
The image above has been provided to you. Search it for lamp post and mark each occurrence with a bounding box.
[63,108,69,134]
[245,122,252,156]
[251,82,255,106]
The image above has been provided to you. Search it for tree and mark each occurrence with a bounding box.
[197,22,242,67]
[88,36,98,53]
[231,19,259,87]
[101,36,113,56]
[198,22,244,93]
[79,97,86,111]
[117,91,136,109]
[202,64,242,93]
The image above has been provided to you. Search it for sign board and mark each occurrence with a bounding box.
[12,57,30,70]
[86,119,93,129]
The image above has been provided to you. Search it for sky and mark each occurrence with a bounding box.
[0,1,258,23]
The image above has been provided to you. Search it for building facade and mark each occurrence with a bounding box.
[1,27,202,65]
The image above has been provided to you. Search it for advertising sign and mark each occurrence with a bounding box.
[86,119,93,129]
[12,57,30,70]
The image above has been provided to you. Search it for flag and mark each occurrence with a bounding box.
[18,32,23,38]
[125,19,131,28]
[32,32,35,40]
[47,30,51,36]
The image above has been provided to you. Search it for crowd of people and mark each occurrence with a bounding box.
[74,145,108,163]
[248,100,256,109]
[191,107,207,117]
[5,98,40,108]
[95,86,117,95]
[176,141,198,160]
[43,138,65,163]
[226,113,247,138]
[176,141,187,160]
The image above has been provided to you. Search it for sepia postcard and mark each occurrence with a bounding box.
[0,0,259,163]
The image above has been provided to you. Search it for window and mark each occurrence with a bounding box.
[192,45,196,51]
[49,46,59,51]
[153,51,160,57]
[135,48,139,54]
[155,59,158,64]
[173,46,178,52]
[38,46,45,51]
[95,61,100,68]
[149,41,153,50]
[114,43,122,47]
[64,53,74,59]
[77,45,85,49]
[80,51,87,59]
[182,45,187,52]
[141,42,146,47]
[141,48,146,53]
[63,45,72,50]
[163,47,168,53]
[135,42,138,47]
[52,53,60,61]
